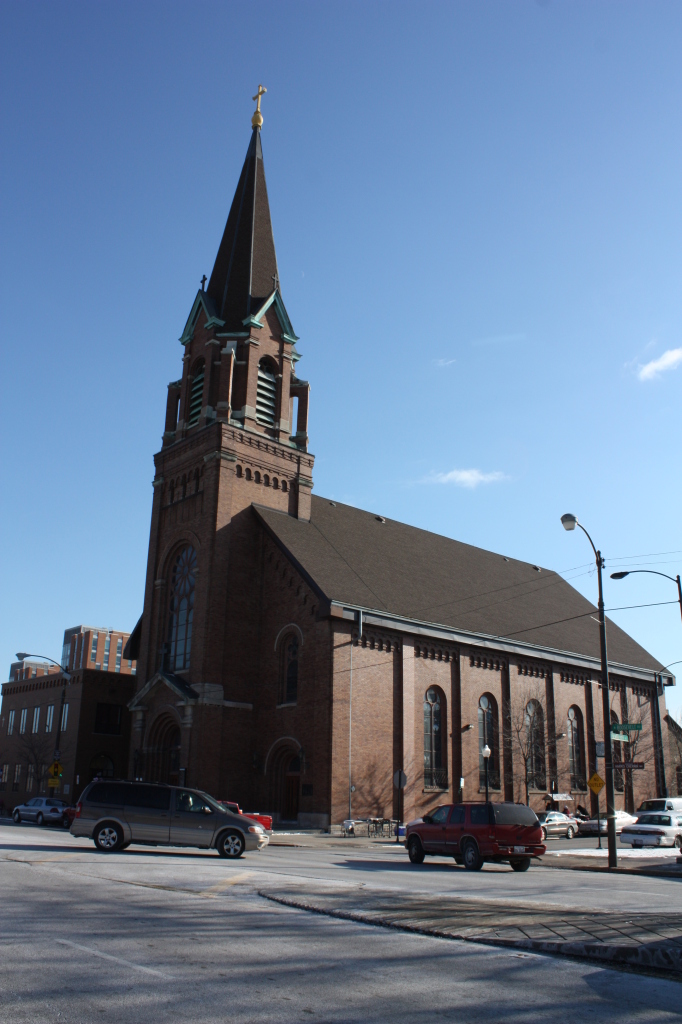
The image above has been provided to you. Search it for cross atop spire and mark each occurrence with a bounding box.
[251,84,267,130]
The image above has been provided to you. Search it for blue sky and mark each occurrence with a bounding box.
[1,2,681,717]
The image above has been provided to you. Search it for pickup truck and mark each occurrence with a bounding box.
[220,802,273,832]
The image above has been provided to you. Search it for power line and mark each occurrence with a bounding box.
[503,600,679,639]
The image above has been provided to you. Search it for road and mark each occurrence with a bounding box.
[1,824,680,1023]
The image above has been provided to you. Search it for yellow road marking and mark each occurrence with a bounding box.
[203,872,252,894]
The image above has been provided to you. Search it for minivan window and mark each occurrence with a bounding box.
[125,785,171,810]
[493,804,540,827]
[85,783,129,806]
[637,800,666,813]
[176,790,212,813]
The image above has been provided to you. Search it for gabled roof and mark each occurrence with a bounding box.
[178,290,221,345]
[254,496,667,677]
[128,670,199,710]
[206,128,280,332]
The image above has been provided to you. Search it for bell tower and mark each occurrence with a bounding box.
[132,92,315,743]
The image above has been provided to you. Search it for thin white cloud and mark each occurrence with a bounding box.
[637,348,682,381]
[434,357,457,367]
[428,468,507,489]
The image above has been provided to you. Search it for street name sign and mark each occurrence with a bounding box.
[613,761,645,770]
[611,723,642,732]
[588,771,605,795]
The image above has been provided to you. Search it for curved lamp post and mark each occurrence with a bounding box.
[560,515,618,869]
[15,653,70,762]
[610,570,682,626]
[482,744,491,803]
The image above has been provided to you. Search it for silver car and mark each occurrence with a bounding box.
[70,780,269,857]
[13,797,71,827]
[621,812,682,850]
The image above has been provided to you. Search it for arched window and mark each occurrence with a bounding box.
[567,706,587,790]
[611,710,624,792]
[236,465,243,478]
[273,477,279,489]
[166,546,197,672]
[254,471,261,484]
[526,699,546,790]
[264,475,270,487]
[187,362,205,427]
[169,481,175,504]
[256,359,277,426]
[193,469,200,494]
[279,634,299,704]
[424,687,448,789]
[281,480,288,493]
[478,693,500,790]
[245,468,252,481]
[90,753,115,779]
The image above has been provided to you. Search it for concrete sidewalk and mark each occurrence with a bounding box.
[259,882,682,976]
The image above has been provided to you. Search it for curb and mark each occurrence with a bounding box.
[259,890,682,977]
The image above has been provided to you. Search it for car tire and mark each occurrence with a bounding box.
[62,816,70,828]
[94,822,123,852]
[540,827,547,841]
[674,836,682,850]
[13,811,21,824]
[408,837,425,864]
[510,857,531,872]
[216,830,245,859]
[566,826,575,840]
[36,813,44,826]
[462,840,483,872]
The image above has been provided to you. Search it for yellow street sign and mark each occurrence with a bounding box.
[47,778,60,788]
[49,761,64,779]
[588,771,605,795]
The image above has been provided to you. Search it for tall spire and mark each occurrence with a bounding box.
[206,89,279,331]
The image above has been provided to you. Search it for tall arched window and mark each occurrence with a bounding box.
[611,710,624,792]
[526,699,546,790]
[424,687,448,789]
[167,546,197,672]
[187,362,205,427]
[279,634,299,704]
[256,359,277,426]
[478,693,500,790]
[567,705,587,790]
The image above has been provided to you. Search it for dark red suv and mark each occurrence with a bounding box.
[405,802,545,872]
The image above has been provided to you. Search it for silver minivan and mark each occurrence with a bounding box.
[70,780,269,857]
[637,798,682,814]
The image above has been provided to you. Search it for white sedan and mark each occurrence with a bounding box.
[577,809,637,835]
[620,812,682,849]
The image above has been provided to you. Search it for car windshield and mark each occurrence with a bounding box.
[637,814,671,826]
[492,804,539,827]
[46,799,65,807]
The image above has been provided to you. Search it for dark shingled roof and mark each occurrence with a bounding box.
[206,128,279,331]
[255,496,664,673]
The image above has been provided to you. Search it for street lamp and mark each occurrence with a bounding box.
[560,515,618,869]
[482,744,491,803]
[15,653,70,761]
[610,570,682,626]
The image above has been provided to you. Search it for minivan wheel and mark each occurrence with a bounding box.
[94,823,123,852]
[566,826,575,840]
[462,841,483,871]
[217,830,245,859]
[510,857,531,872]
[13,811,21,824]
[408,837,425,864]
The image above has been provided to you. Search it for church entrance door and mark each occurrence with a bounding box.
[284,756,300,821]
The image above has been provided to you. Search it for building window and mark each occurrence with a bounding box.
[19,709,27,735]
[281,480,288,493]
[32,707,40,734]
[45,705,54,732]
[567,706,587,790]
[167,546,197,672]
[611,711,624,792]
[526,699,546,790]
[245,468,252,481]
[90,632,99,663]
[103,635,111,671]
[188,362,205,427]
[279,634,299,704]
[7,710,15,735]
[0,764,8,790]
[424,687,448,789]
[61,704,69,732]
[115,638,122,673]
[26,765,35,792]
[256,360,277,426]
[12,764,21,791]
[61,641,70,669]
[94,703,122,736]
[79,636,85,669]
[90,754,115,779]
[478,693,500,790]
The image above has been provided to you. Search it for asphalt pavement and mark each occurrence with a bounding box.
[1,823,681,1023]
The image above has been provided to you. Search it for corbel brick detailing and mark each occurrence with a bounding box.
[353,631,400,653]
[517,661,551,679]
[501,662,514,802]
[401,637,416,824]
[560,669,592,686]
[584,680,598,816]
[418,644,457,662]
[451,652,463,803]
[469,653,507,671]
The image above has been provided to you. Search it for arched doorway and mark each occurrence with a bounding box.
[143,714,181,785]
[90,754,115,780]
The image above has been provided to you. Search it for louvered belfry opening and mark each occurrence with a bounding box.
[256,360,277,426]
[187,363,204,427]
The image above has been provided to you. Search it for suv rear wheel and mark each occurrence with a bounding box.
[408,837,425,864]
[94,822,123,852]
[462,840,483,871]
[510,857,531,872]
[217,830,245,858]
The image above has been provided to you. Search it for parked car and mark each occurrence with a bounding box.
[578,809,637,835]
[536,811,579,840]
[12,797,73,827]
[70,780,269,857]
[405,802,545,872]
[219,801,273,832]
[636,798,682,814]
[620,812,682,849]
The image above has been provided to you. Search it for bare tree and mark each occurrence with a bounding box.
[609,690,656,811]
[508,681,546,805]
[16,730,73,798]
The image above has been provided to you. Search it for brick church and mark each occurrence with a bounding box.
[126,97,675,827]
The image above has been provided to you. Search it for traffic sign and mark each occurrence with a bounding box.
[49,761,64,779]
[47,778,60,788]
[611,723,642,732]
[588,771,605,795]
[613,761,645,770]
[393,770,407,790]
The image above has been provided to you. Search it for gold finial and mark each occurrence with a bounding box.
[252,84,267,129]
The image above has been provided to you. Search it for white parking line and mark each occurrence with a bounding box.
[55,939,174,979]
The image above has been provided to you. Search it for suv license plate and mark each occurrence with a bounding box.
[514,846,525,853]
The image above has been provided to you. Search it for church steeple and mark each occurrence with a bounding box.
[206,93,279,331]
